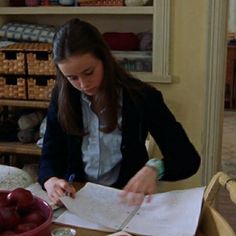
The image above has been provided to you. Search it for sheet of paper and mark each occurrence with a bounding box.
[58,183,205,236]
[123,187,205,236]
[60,183,138,230]
[107,231,133,236]
[26,182,59,210]
[54,210,113,233]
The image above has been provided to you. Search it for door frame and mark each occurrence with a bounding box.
[202,0,228,185]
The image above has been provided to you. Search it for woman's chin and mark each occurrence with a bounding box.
[83,88,97,96]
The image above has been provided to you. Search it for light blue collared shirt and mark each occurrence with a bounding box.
[81,93,122,186]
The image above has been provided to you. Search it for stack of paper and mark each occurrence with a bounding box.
[54,183,205,236]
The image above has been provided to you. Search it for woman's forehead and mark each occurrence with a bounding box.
[58,54,100,74]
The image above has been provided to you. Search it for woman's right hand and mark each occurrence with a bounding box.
[44,177,76,205]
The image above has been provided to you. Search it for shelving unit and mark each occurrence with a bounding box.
[0,99,49,108]
[0,0,171,160]
[0,98,48,159]
[0,100,46,157]
[0,142,41,156]
[0,6,153,15]
[0,0,171,82]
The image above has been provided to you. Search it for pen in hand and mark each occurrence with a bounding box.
[66,173,75,196]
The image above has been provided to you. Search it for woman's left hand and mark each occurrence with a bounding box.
[120,166,158,206]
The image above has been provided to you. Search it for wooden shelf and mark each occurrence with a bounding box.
[0,6,153,15]
[0,99,49,108]
[0,1,171,83]
[0,142,41,156]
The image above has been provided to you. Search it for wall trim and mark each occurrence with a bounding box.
[154,0,170,78]
[201,0,228,185]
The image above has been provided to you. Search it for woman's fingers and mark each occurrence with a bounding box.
[44,177,76,204]
[120,166,157,205]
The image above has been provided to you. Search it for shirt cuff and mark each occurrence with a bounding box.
[145,158,165,180]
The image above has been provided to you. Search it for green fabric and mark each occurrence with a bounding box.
[145,158,164,180]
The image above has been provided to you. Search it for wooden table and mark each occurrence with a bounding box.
[50,223,205,236]
[51,223,108,236]
[225,45,236,109]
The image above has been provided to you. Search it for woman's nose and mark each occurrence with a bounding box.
[77,77,87,89]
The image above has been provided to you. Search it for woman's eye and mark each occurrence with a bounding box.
[84,70,94,76]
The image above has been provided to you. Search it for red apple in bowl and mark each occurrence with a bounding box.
[0,206,20,230]
[0,192,10,208]
[22,210,45,226]
[0,230,16,235]
[0,189,52,236]
[15,223,38,234]
[7,188,34,212]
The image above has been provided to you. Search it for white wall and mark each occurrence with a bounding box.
[228,0,236,33]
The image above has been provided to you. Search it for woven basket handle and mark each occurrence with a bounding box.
[204,171,236,206]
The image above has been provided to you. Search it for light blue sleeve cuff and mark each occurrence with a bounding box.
[145,158,165,180]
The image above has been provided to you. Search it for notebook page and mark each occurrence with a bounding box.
[54,210,114,233]
[26,182,59,210]
[123,187,205,236]
[60,182,138,230]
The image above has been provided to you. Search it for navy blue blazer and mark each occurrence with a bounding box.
[38,83,200,188]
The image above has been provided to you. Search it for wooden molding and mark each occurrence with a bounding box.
[154,0,170,79]
[201,0,228,185]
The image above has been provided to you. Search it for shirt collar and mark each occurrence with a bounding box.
[81,93,91,105]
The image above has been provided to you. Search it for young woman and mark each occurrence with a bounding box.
[38,18,200,205]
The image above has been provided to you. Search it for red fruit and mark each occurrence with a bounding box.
[7,188,34,212]
[15,223,37,233]
[0,230,16,236]
[22,211,45,226]
[0,213,3,232]
[0,206,20,230]
[0,193,9,208]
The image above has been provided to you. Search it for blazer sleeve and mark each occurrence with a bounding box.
[38,90,68,187]
[145,88,201,181]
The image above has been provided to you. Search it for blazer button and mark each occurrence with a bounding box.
[121,145,126,150]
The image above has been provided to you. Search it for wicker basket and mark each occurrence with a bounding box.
[25,43,56,75]
[27,77,55,100]
[0,42,56,76]
[0,76,27,99]
[0,50,25,75]
[79,0,124,6]
[27,51,56,76]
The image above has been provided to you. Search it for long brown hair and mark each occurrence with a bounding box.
[53,18,150,135]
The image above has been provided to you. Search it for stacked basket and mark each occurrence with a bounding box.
[0,42,56,101]
[0,45,27,99]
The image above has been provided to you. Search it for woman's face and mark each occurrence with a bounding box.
[58,53,104,96]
